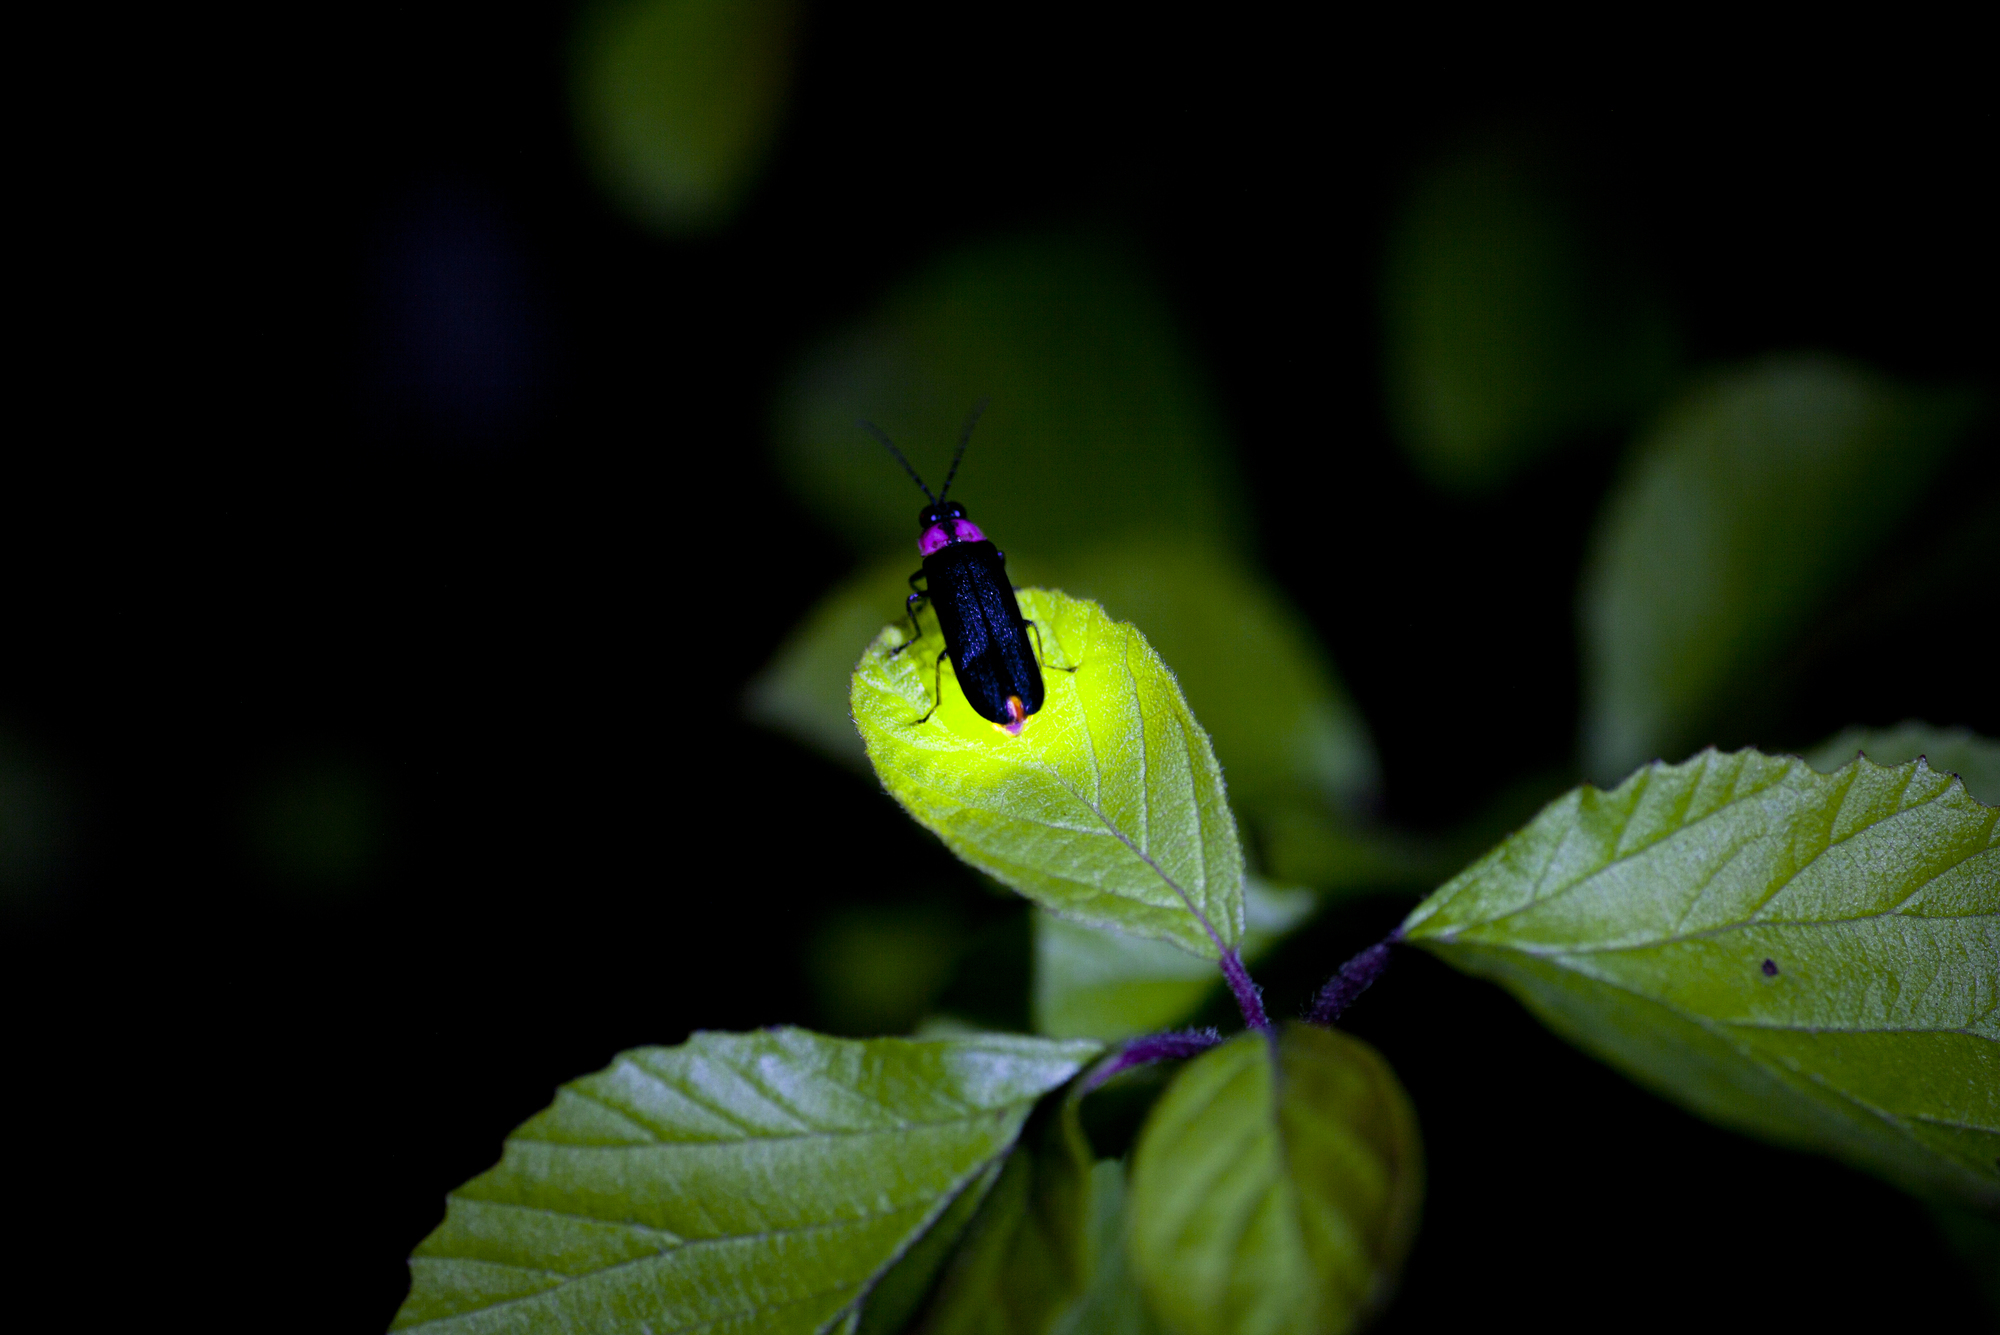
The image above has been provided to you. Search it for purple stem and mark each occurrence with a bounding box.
[1219,947,1271,1031]
[1307,931,1400,1026]
[1083,1028,1224,1092]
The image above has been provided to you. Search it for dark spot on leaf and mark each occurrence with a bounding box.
[1761,959,1779,977]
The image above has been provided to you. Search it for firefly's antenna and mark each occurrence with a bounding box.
[937,397,989,504]
[860,419,934,504]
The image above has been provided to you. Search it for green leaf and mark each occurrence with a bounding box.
[1127,1025,1424,1335]
[772,232,1247,559]
[1403,747,2000,1210]
[1034,879,1316,1041]
[808,904,968,1037]
[1255,802,1450,898]
[1805,723,2000,807]
[854,589,1246,960]
[1381,131,1676,490]
[393,1028,1100,1334]
[570,0,797,234]
[1580,356,1976,778]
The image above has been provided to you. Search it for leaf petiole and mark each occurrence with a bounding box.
[1082,1027,1225,1092]
[1307,930,1401,1026]
[1218,946,1271,1031]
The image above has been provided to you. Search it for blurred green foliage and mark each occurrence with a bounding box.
[247,759,383,893]
[774,232,1248,558]
[571,0,798,234]
[1050,1162,1165,1334]
[1929,1205,2000,1319]
[1581,355,1976,779]
[0,732,67,901]
[746,556,916,772]
[1806,722,2000,806]
[808,903,967,1036]
[1382,133,1677,491]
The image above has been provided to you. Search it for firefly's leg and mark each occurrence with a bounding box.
[913,648,950,725]
[1025,621,1078,674]
[891,571,929,657]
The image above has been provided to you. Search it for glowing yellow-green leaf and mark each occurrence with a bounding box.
[1127,1025,1424,1335]
[853,590,1244,960]
[1404,747,2000,1210]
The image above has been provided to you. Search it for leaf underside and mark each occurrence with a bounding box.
[393,1028,1099,1334]
[1127,1024,1424,1335]
[853,589,1245,960]
[1404,747,2000,1210]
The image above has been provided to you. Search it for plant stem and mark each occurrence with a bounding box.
[1082,1028,1223,1091]
[1307,931,1399,1026]
[1220,947,1270,1031]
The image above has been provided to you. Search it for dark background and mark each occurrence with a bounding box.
[5,5,1993,1329]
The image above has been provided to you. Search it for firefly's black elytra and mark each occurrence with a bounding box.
[862,402,1065,734]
